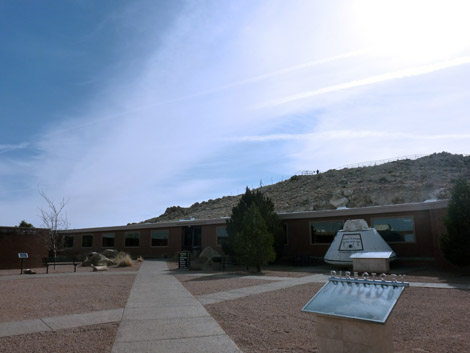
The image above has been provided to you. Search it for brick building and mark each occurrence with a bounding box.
[59,200,448,265]
[0,227,49,269]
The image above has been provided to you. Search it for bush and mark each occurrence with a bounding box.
[440,179,470,267]
[113,252,134,267]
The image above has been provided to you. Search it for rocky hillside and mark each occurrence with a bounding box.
[143,152,470,223]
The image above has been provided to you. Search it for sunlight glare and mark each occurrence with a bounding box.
[352,0,470,63]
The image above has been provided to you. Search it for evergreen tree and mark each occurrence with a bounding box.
[232,204,276,272]
[224,187,281,268]
[440,179,470,267]
[18,220,34,228]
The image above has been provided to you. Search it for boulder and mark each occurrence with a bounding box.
[101,249,118,259]
[82,252,114,267]
[199,246,220,263]
[92,265,108,271]
[329,194,349,208]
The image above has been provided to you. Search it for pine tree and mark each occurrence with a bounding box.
[224,187,281,269]
[232,204,276,272]
[440,179,470,267]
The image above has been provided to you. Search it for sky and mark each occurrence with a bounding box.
[1,0,469,229]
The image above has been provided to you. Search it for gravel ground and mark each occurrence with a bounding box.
[0,264,138,353]
[2,261,469,353]
[174,274,273,296]
[174,265,470,353]
[0,262,141,276]
[0,272,136,322]
[203,283,470,353]
[0,323,118,353]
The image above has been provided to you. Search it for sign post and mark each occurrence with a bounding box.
[178,251,190,270]
[18,253,29,274]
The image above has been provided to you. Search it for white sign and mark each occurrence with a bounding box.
[18,253,29,259]
[339,234,363,251]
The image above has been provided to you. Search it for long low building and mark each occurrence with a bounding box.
[60,199,449,265]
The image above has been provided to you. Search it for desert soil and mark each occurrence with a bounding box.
[0,263,139,353]
[176,266,470,353]
[1,261,469,353]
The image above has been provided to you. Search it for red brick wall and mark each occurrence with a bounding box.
[0,227,49,269]
[63,226,184,259]
[281,209,443,262]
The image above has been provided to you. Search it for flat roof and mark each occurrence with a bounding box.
[63,199,448,234]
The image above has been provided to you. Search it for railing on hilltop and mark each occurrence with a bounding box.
[296,153,469,175]
[339,154,429,169]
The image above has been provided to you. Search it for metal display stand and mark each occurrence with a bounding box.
[302,271,408,353]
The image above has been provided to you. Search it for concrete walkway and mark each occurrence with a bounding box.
[111,260,241,353]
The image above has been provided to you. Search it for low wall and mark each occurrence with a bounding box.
[0,227,49,269]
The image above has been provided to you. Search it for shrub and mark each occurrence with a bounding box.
[440,179,470,267]
[113,252,134,267]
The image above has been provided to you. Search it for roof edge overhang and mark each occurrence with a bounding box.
[62,199,448,234]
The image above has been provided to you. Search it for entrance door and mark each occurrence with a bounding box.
[182,226,202,253]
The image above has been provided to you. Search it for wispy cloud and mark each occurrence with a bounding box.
[230,130,470,143]
[2,1,470,228]
[0,142,29,154]
[256,56,470,108]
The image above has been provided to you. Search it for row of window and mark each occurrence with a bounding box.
[64,230,170,249]
[310,217,415,244]
[216,225,290,246]
[64,217,414,249]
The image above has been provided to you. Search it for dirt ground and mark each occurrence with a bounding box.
[0,323,119,353]
[0,263,139,353]
[175,264,470,353]
[0,261,469,353]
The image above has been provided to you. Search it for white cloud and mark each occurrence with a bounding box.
[1,0,469,228]
[256,56,470,109]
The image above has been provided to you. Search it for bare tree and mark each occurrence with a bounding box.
[39,189,70,259]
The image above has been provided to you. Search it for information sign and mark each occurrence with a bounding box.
[302,272,408,323]
[338,233,363,251]
[178,251,190,270]
[18,253,29,259]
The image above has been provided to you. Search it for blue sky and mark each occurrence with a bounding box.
[1,0,469,228]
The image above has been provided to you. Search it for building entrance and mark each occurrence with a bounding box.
[182,226,201,254]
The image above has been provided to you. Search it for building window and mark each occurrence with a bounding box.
[372,217,415,243]
[64,235,74,248]
[102,233,115,247]
[82,234,93,248]
[216,226,228,246]
[310,221,344,244]
[125,232,140,247]
[151,230,169,247]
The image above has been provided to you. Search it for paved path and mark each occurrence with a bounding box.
[111,260,241,353]
[197,273,328,305]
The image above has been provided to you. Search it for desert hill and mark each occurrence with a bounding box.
[142,152,469,223]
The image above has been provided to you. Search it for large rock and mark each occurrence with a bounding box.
[102,249,118,259]
[82,252,114,267]
[329,194,349,208]
[199,247,220,263]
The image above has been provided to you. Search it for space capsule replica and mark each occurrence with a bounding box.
[323,219,396,266]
